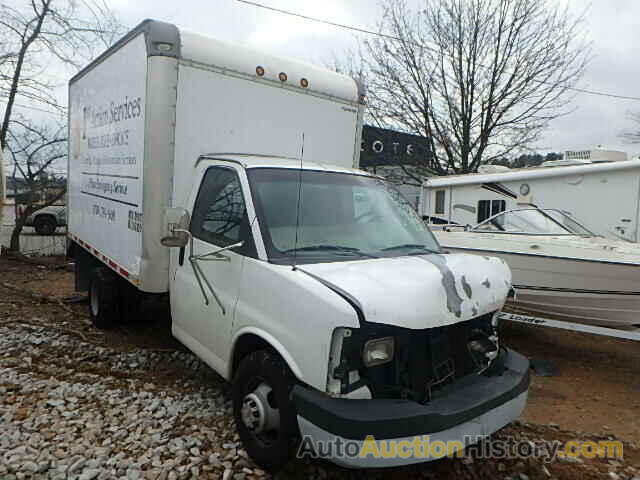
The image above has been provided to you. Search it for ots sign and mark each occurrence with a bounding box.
[360,125,431,168]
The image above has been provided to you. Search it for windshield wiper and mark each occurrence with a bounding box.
[381,244,440,255]
[283,245,378,258]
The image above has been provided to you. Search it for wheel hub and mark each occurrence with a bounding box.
[240,383,280,434]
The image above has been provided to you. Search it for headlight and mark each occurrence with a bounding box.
[362,337,394,367]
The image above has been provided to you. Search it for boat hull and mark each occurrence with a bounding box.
[441,246,640,329]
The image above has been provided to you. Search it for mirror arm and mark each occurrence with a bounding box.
[189,256,226,314]
[193,241,244,261]
[165,228,232,315]
[181,231,229,315]
[192,257,226,314]
[161,211,226,313]
[189,257,210,306]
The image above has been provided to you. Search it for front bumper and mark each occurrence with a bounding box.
[293,348,529,468]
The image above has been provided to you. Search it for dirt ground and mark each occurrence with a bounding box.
[1,254,639,477]
[504,321,640,443]
[0,255,183,353]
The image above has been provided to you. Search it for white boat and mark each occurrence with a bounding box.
[432,208,640,329]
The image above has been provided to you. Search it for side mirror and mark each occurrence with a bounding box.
[161,229,190,247]
[161,208,191,248]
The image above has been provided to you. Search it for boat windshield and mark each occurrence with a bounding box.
[247,168,441,264]
[472,208,594,236]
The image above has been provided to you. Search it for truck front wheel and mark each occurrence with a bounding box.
[89,267,120,329]
[232,350,300,472]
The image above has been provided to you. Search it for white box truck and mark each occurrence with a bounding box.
[68,20,529,470]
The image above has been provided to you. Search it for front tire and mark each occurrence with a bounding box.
[34,216,57,235]
[89,267,120,329]
[232,350,299,472]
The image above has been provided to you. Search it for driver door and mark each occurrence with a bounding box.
[170,163,256,375]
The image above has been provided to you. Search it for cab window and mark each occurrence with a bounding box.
[191,167,256,256]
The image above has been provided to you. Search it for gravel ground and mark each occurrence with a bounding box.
[0,323,245,480]
[1,256,639,480]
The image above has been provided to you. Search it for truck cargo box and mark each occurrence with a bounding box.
[68,19,363,292]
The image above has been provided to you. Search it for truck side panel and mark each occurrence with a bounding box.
[139,56,179,292]
[172,62,360,209]
[68,33,148,283]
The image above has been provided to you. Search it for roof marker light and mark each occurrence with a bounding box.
[300,78,309,88]
[278,72,288,82]
[256,66,265,77]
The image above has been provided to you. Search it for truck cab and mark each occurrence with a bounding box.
[161,155,529,469]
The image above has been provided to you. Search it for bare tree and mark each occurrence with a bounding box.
[6,119,66,251]
[359,0,590,175]
[620,111,640,144]
[1,0,120,148]
[0,0,122,252]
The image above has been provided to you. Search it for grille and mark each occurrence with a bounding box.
[359,313,497,403]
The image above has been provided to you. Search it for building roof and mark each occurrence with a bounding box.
[425,158,640,188]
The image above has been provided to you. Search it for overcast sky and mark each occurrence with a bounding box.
[6,0,640,163]
[111,0,640,158]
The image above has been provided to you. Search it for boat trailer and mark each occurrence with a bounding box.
[499,310,640,342]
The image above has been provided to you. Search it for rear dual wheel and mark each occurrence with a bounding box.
[89,267,120,329]
[88,267,141,329]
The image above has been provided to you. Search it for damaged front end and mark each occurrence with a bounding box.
[327,312,502,401]
[302,253,514,401]
[293,253,528,468]
[294,304,528,468]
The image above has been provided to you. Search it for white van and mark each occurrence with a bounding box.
[67,20,529,470]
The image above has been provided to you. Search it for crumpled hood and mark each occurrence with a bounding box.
[300,253,511,329]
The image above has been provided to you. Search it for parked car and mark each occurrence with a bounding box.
[24,205,66,235]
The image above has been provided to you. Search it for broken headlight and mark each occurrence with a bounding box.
[329,313,503,401]
[467,312,500,371]
[362,336,395,367]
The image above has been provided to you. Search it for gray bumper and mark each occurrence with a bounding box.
[293,349,529,468]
